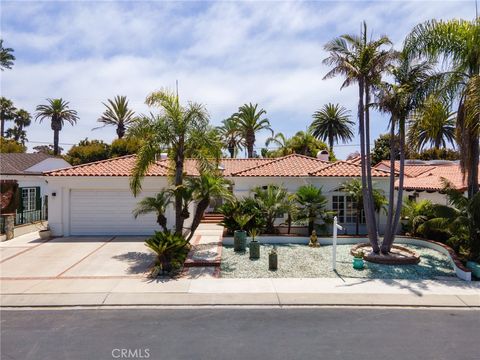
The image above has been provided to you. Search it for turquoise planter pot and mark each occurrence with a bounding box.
[466,261,480,279]
[234,230,247,252]
[353,258,364,270]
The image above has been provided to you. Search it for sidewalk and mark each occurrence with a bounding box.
[2,277,479,308]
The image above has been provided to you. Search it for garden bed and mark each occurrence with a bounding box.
[220,244,456,280]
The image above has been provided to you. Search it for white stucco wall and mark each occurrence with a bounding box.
[228,176,391,235]
[1,175,48,198]
[45,176,192,236]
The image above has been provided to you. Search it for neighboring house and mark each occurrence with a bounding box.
[0,153,71,233]
[374,160,480,205]
[45,154,390,237]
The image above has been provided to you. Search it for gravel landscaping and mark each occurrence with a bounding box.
[220,244,456,279]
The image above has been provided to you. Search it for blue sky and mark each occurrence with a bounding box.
[0,0,474,159]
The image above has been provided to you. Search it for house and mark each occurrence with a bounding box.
[374,160,480,205]
[45,154,391,237]
[0,153,71,236]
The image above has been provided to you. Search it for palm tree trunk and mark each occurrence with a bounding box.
[287,214,292,234]
[355,208,359,236]
[117,124,125,139]
[187,198,210,241]
[382,117,397,252]
[174,138,185,235]
[247,130,255,158]
[386,118,407,252]
[468,133,479,199]
[0,118,4,138]
[53,129,60,156]
[358,80,379,253]
[364,85,379,239]
[329,134,334,154]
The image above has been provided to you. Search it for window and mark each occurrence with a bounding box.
[21,188,37,212]
[332,195,364,224]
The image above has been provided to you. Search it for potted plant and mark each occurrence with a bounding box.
[38,222,51,240]
[352,250,364,270]
[269,246,278,270]
[249,228,260,259]
[233,214,251,252]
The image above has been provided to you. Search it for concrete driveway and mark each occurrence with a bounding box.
[0,232,154,279]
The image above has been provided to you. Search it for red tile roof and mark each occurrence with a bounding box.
[398,164,480,191]
[375,160,436,177]
[231,154,329,177]
[46,155,170,177]
[310,161,389,177]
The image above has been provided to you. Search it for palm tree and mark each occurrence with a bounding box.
[295,184,329,235]
[404,18,480,199]
[233,103,273,158]
[282,193,299,234]
[0,97,16,137]
[5,109,31,144]
[95,95,135,139]
[186,174,233,240]
[408,96,456,151]
[217,117,243,158]
[323,21,395,252]
[252,185,288,234]
[0,39,15,71]
[288,131,326,157]
[35,98,79,156]
[265,132,290,156]
[310,103,354,153]
[130,89,222,236]
[342,179,387,235]
[133,191,172,232]
[376,53,436,253]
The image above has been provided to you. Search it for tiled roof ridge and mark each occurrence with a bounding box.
[310,160,390,177]
[231,153,327,176]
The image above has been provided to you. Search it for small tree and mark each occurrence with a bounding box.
[65,138,111,165]
[295,185,329,235]
[133,191,172,232]
[252,185,288,234]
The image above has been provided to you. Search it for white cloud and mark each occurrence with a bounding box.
[0,0,474,158]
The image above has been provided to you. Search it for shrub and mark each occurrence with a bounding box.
[145,231,189,274]
[219,198,266,234]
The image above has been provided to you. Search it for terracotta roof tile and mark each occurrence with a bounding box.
[375,160,436,177]
[311,161,390,177]
[398,164,480,191]
[232,154,329,177]
[47,155,170,177]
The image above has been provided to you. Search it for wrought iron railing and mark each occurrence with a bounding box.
[0,208,47,234]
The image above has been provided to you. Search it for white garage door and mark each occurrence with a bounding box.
[70,190,161,235]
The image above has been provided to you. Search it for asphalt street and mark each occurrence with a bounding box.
[1,307,479,360]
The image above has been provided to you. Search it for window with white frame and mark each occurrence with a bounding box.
[332,195,364,224]
[22,187,37,211]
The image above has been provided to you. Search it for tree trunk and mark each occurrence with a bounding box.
[355,209,359,236]
[358,79,379,253]
[287,214,292,234]
[468,133,479,199]
[329,134,334,155]
[117,124,125,139]
[187,198,210,241]
[364,84,379,239]
[386,118,406,252]
[0,118,4,138]
[157,214,169,232]
[53,129,60,156]
[382,116,397,252]
[247,130,255,158]
[174,137,185,236]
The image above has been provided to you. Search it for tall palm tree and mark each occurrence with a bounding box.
[0,39,15,71]
[342,179,387,235]
[186,173,233,240]
[310,103,354,153]
[376,53,436,253]
[35,98,79,156]
[0,97,16,137]
[323,21,395,252]
[217,117,243,158]
[133,191,172,232]
[405,18,480,199]
[95,95,135,139]
[408,96,456,151]
[265,132,290,156]
[130,89,222,236]
[5,109,31,144]
[295,184,329,235]
[233,103,273,158]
